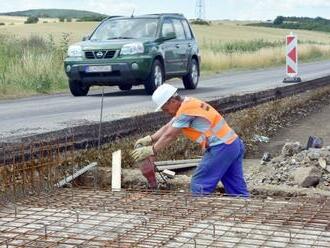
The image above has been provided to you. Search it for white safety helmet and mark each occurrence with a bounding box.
[152,84,178,111]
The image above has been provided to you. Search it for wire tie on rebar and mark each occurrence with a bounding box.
[5,239,9,248]
[137,216,148,227]
[190,237,197,248]
[14,204,17,218]
[75,210,80,222]
[102,200,106,212]
[117,233,121,247]
[44,224,47,238]
[46,192,49,205]
[244,200,249,215]
[287,228,292,242]
[233,214,241,224]
[208,222,216,238]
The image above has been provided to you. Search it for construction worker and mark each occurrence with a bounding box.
[131,84,249,197]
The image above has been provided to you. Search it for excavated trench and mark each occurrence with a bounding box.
[72,83,330,197]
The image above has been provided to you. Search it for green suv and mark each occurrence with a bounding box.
[64,13,200,96]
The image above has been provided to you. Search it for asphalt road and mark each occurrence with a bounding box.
[1,60,330,141]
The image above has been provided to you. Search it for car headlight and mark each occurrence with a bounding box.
[67,45,83,57]
[120,42,144,55]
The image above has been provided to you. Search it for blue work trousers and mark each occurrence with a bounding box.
[191,138,249,197]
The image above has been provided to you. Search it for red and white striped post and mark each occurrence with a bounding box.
[283,33,301,83]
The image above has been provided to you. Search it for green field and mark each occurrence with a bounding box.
[1,19,330,98]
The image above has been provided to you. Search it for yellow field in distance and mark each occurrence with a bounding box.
[193,21,330,43]
[0,15,60,25]
[1,18,330,45]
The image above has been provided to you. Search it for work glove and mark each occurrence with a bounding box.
[131,146,155,162]
[134,135,153,148]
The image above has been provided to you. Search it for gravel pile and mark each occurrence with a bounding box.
[248,142,330,190]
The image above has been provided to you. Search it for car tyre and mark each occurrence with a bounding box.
[144,60,164,95]
[182,58,199,89]
[69,80,89,96]
[118,84,132,91]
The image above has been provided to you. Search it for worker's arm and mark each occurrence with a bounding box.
[153,124,181,154]
[150,119,175,142]
[134,120,174,148]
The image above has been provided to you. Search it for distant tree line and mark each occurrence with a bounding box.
[23,15,105,24]
[190,19,210,25]
[247,16,330,33]
[76,16,107,22]
[25,16,39,24]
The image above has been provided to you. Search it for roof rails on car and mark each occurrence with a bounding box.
[103,14,184,20]
[147,13,184,17]
[104,15,123,20]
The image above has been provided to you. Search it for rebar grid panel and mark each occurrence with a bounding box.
[0,189,329,247]
[0,136,75,203]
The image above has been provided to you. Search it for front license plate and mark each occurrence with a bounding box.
[85,65,112,73]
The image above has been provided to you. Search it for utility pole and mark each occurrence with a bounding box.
[195,0,206,20]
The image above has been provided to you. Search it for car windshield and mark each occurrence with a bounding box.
[90,18,159,41]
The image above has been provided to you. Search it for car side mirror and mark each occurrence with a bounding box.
[156,32,176,42]
[82,35,90,41]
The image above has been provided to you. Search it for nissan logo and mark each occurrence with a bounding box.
[96,51,104,58]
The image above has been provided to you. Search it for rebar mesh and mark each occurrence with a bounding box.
[0,189,329,247]
[0,138,329,247]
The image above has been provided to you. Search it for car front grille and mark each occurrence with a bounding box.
[84,50,117,59]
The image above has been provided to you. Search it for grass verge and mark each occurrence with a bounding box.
[0,34,68,99]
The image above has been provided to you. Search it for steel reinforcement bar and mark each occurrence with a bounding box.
[0,189,329,247]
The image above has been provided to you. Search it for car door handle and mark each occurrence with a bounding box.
[188,43,192,47]
[175,44,180,48]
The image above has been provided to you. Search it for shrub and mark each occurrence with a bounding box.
[24,16,39,24]
[273,16,284,25]
[191,19,210,25]
[77,16,106,22]
[0,23,5,26]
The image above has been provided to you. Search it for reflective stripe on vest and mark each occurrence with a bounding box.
[212,118,226,133]
[176,98,237,148]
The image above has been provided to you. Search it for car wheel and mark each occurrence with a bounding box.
[118,84,132,91]
[69,80,89,96]
[144,60,164,95]
[182,58,199,89]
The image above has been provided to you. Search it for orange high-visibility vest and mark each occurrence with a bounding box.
[175,98,237,148]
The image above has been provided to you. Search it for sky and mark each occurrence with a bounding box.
[1,0,330,21]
